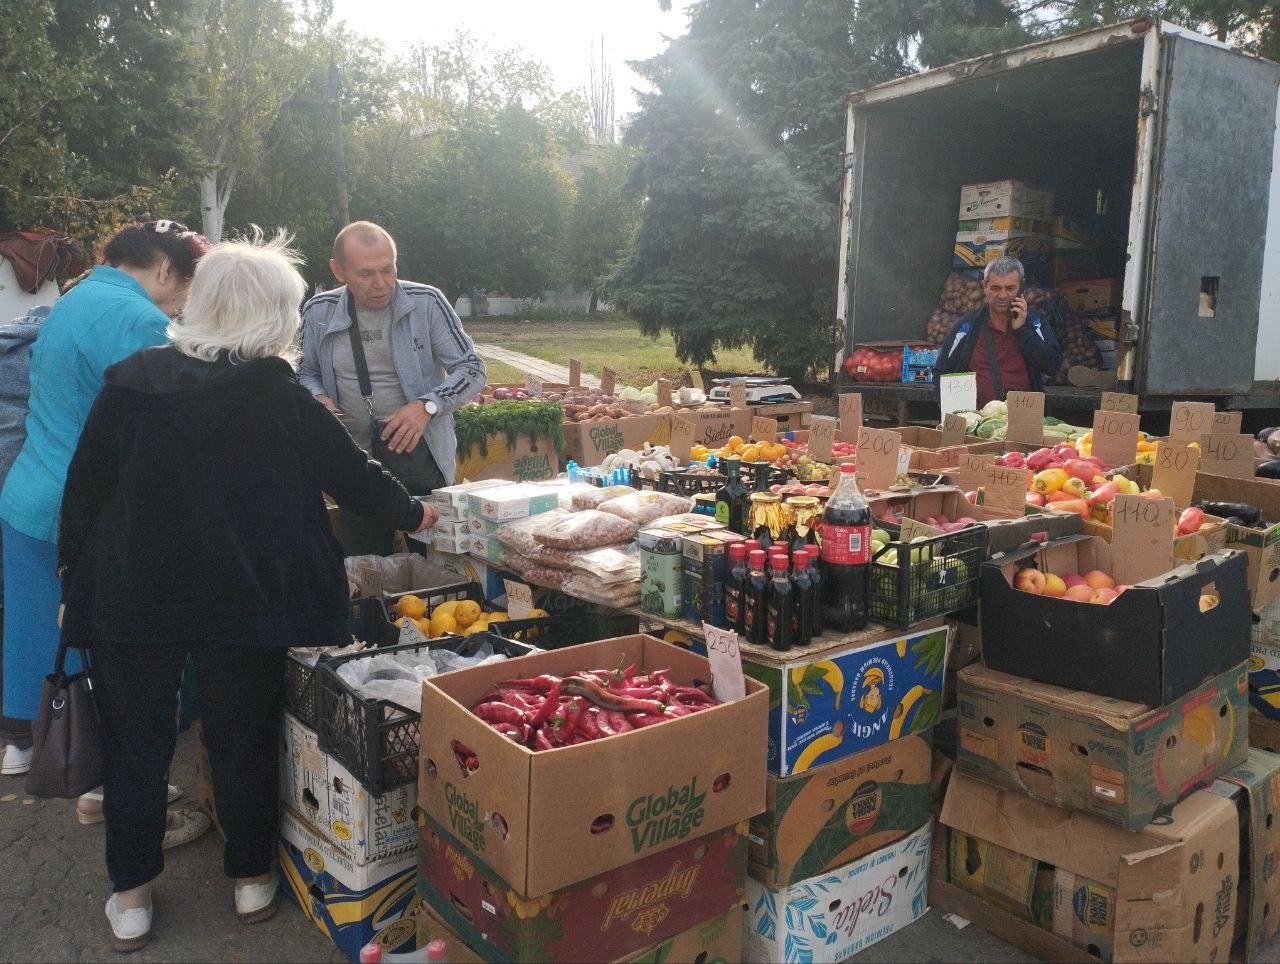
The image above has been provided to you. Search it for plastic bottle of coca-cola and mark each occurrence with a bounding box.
[818,464,870,632]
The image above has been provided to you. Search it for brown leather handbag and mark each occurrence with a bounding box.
[25,637,103,798]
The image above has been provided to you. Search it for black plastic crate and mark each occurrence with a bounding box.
[867,524,987,628]
[659,470,724,497]
[283,597,397,730]
[382,580,484,627]
[316,631,537,795]
[489,614,597,650]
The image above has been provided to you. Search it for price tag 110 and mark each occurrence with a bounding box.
[1111,494,1176,585]
[568,358,582,388]
[503,579,534,619]
[600,367,617,397]
[1169,401,1214,445]
[1005,391,1046,445]
[940,413,968,447]
[838,393,863,442]
[702,624,746,702]
[1200,433,1255,479]
[1150,441,1200,508]
[670,416,697,463]
[809,416,837,462]
[984,463,1028,513]
[856,427,901,490]
[1091,410,1141,469]
[752,416,778,440]
[940,372,977,418]
[729,380,748,409]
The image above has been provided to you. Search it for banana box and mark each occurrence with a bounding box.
[279,806,418,961]
[1209,748,1280,961]
[1251,706,1280,750]
[748,733,932,888]
[742,621,949,777]
[957,663,1248,831]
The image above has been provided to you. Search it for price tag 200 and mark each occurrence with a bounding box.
[504,579,534,619]
[856,427,901,490]
[702,624,746,702]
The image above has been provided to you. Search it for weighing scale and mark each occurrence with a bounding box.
[707,377,803,405]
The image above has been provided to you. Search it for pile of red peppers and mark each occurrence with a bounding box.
[469,664,721,751]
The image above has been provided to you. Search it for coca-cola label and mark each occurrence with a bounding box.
[820,523,871,565]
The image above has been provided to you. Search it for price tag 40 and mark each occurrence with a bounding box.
[702,624,746,702]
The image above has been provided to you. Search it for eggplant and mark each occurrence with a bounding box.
[1200,500,1263,527]
[1259,459,1280,481]
[1258,427,1280,442]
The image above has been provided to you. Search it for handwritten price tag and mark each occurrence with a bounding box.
[984,464,1027,513]
[941,413,968,447]
[503,579,534,619]
[1091,410,1141,469]
[838,393,863,442]
[752,416,778,440]
[397,616,430,645]
[601,367,617,397]
[1200,433,1254,479]
[940,372,977,418]
[954,453,996,491]
[1169,401,1214,445]
[1111,494,1176,584]
[1151,441,1201,508]
[568,358,582,388]
[657,379,674,409]
[808,416,837,462]
[1006,391,1045,446]
[1101,392,1139,414]
[671,416,696,463]
[729,380,748,409]
[856,427,901,490]
[702,624,747,702]
[525,377,544,397]
[1213,411,1243,434]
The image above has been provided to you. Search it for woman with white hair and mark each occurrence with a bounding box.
[56,233,438,951]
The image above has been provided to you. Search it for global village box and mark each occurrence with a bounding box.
[748,732,932,889]
[278,806,418,960]
[743,818,931,964]
[1209,748,1280,962]
[956,663,1248,831]
[740,620,949,777]
[416,810,746,963]
[941,772,1238,963]
[417,635,768,897]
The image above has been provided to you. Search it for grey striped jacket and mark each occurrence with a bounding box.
[297,281,486,484]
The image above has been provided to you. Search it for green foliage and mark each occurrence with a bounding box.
[564,145,640,309]
[454,400,565,456]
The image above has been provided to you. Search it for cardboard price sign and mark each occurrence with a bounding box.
[729,380,748,409]
[899,517,943,543]
[657,379,674,409]
[1005,391,1045,445]
[600,367,617,397]
[702,624,746,702]
[838,393,863,442]
[1091,410,1141,469]
[984,464,1027,513]
[855,427,901,490]
[503,579,534,619]
[1169,401,1214,445]
[954,453,996,491]
[398,616,430,645]
[939,372,977,418]
[568,358,582,388]
[525,377,544,397]
[1212,410,1243,434]
[670,416,697,463]
[1101,392,1139,414]
[1151,441,1201,509]
[1200,433,1255,479]
[752,416,778,440]
[940,413,968,447]
[1111,494,1176,585]
[808,416,837,462]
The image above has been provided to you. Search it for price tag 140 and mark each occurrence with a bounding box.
[702,624,746,702]
[671,416,697,463]
[1200,433,1255,479]
[752,416,778,440]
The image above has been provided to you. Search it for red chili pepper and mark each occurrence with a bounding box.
[670,687,717,706]
[613,685,663,700]
[626,712,668,728]
[503,675,561,692]
[664,703,692,717]
[525,682,562,727]
[595,712,616,737]
[534,729,553,751]
[562,676,664,715]
[473,702,525,726]
[577,709,601,740]
[499,689,538,710]
[494,723,524,740]
[608,711,633,733]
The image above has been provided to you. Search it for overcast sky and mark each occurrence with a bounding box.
[330,0,694,122]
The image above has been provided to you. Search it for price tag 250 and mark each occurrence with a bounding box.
[702,624,746,702]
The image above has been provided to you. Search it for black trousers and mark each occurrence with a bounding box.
[91,639,286,892]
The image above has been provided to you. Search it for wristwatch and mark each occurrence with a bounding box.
[423,399,439,416]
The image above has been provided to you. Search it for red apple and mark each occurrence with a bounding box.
[1062,573,1086,589]
[1084,570,1116,591]
[1065,585,1095,602]
[1026,492,1046,507]
[1014,568,1046,594]
[1091,587,1119,605]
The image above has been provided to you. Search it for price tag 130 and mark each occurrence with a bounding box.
[1150,441,1200,508]
[1091,410,1140,469]
[838,393,863,442]
[1200,433,1255,479]
[1005,391,1046,445]
[940,372,976,418]
[1169,401,1214,445]
[856,427,901,490]
[504,579,534,619]
[702,624,747,702]
[1111,494,1176,585]
[808,416,837,462]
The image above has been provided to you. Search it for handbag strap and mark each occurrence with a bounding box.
[345,294,376,421]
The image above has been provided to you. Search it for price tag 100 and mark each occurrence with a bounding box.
[1091,410,1141,469]
[954,453,996,491]
[1006,391,1046,445]
[702,624,746,702]
[838,393,863,442]
[1150,441,1201,508]
[1169,401,1214,445]
[808,416,837,462]
[1200,433,1255,479]
[1111,494,1176,584]
[940,372,977,417]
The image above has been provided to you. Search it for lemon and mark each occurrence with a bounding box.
[412,617,432,635]
[433,600,460,618]
[453,600,482,629]
[394,595,426,620]
[464,623,488,636]
[526,608,550,620]
[487,611,509,623]
[428,611,458,636]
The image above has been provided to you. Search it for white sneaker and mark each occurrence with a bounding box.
[234,874,279,923]
[105,892,153,952]
[1,744,32,775]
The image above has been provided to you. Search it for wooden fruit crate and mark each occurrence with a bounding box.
[749,400,813,431]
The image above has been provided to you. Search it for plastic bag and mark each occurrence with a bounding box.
[524,566,571,590]
[533,509,638,550]
[335,651,438,712]
[571,485,636,511]
[562,572,641,608]
[571,545,640,584]
[496,511,574,562]
[344,553,463,599]
[597,492,692,527]
[289,641,366,668]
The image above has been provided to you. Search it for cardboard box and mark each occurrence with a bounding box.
[411,901,485,964]
[1064,279,1122,314]
[956,215,1052,234]
[980,536,1250,706]
[1051,214,1101,250]
[624,905,743,964]
[941,773,1239,963]
[469,484,562,522]
[1191,472,1280,609]
[563,414,671,467]
[741,621,949,776]
[280,712,418,866]
[417,812,746,962]
[976,505,1083,556]
[426,548,507,604]
[682,530,743,626]
[1251,707,1280,750]
[681,407,752,449]
[1251,595,1280,679]
[956,663,1249,831]
[456,434,560,484]
[953,227,1052,270]
[748,733,932,888]
[1209,748,1280,961]
[891,426,1004,473]
[959,180,1055,220]
[469,536,508,567]
[278,807,418,961]
[429,480,510,523]
[945,613,982,670]
[418,635,768,896]
[1053,250,1107,286]
[743,819,931,964]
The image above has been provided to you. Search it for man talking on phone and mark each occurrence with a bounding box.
[932,256,1061,409]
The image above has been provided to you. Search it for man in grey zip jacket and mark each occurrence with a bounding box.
[298,223,485,553]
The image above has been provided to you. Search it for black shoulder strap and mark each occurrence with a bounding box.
[345,294,374,416]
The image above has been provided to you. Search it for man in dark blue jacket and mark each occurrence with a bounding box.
[932,256,1061,408]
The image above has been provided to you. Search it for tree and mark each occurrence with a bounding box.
[587,36,616,145]
[565,146,638,312]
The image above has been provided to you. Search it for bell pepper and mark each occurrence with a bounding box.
[1112,475,1138,496]
[1088,481,1119,507]
[1032,468,1069,494]
[1177,506,1205,536]
[1063,477,1088,499]
[1048,498,1090,518]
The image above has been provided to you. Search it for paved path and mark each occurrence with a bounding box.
[473,344,601,388]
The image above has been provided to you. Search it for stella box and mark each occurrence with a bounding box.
[743,819,932,964]
[741,621,949,777]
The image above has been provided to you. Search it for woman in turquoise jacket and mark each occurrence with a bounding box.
[0,222,209,780]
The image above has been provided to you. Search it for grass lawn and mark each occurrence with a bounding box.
[462,313,761,387]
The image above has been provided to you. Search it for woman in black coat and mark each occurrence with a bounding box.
[57,233,439,951]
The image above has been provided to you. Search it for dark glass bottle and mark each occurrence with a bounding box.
[766,554,794,652]
[714,458,749,534]
[742,549,769,645]
[791,550,817,647]
[723,542,749,633]
[804,544,826,637]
